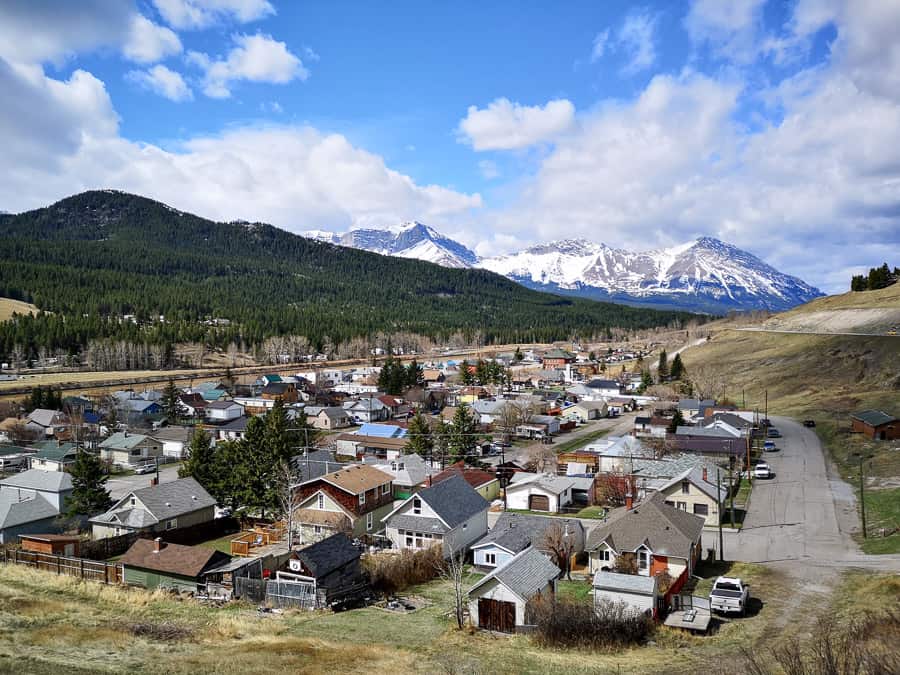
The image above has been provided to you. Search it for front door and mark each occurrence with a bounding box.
[478,598,516,633]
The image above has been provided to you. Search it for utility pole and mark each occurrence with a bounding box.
[728,456,735,528]
[717,468,724,562]
[853,452,874,538]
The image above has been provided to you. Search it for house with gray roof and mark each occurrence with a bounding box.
[472,512,584,570]
[25,409,69,438]
[308,406,352,430]
[28,442,78,472]
[99,432,163,468]
[366,453,431,499]
[467,547,560,633]
[675,424,746,457]
[89,477,215,540]
[0,469,74,543]
[382,474,489,556]
[677,399,717,421]
[586,493,704,588]
[505,473,575,513]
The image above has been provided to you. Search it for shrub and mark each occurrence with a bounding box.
[362,546,444,597]
[530,598,654,651]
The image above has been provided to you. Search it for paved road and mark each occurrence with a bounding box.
[730,416,900,571]
[106,463,180,500]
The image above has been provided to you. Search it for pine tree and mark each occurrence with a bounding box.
[667,409,685,434]
[66,449,112,517]
[405,409,433,457]
[514,347,523,362]
[160,378,181,423]
[670,353,685,380]
[657,349,669,381]
[459,360,475,386]
[179,428,216,492]
[448,403,477,462]
[637,370,653,394]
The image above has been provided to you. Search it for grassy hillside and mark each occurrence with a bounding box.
[680,290,900,552]
[0,298,37,322]
[0,191,697,359]
[760,283,900,333]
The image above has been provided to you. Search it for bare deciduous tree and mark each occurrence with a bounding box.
[276,460,300,548]
[541,521,576,580]
[527,444,557,474]
[436,542,473,630]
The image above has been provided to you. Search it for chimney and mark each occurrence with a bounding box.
[153,537,164,553]
[702,468,708,482]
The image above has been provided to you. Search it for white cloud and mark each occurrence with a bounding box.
[589,10,659,74]
[0,55,480,234]
[478,160,500,180]
[0,1,132,65]
[617,10,659,74]
[590,29,610,62]
[123,14,182,63]
[458,98,575,151]
[127,65,192,101]
[259,100,283,113]
[152,0,274,29]
[189,33,307,98]
[685,0,767,63]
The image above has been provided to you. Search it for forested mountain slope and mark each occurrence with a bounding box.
[0,191,698,358]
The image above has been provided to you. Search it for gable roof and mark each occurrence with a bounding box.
[26,409,66,427]
[474,512,584,556]
[218,415,250,432]
[469,547,559,601]
[543,348,576,360]
[507,472,575,495]
[677,399,716,410]
[586,379,620,390]
[0,469,73,493]
[293,449,344,483]
[656,467,726,502]
[99,432,152,450]
[120,539,227,578]
[675,425,741,439]
[315,464,392,494]
[586,493,704,559]
[0,491,58,530]
[150,426,192,443]
[367,453,430,488]
[206,399,241,410]
[431,462,497,490]
[293,533,360,578]
[30,444,78,461]
[851,409,898,427]
[392,474,488,529]
[90,477,214,527]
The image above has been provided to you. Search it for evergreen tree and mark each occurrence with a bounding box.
[264,399,296,465]
[405,409,434,457]
[588,350,596,362]
[459,360,475,386]
[637,370,653,394]
[66,449,112,517]
[667,409,685,434]
[670,353,685,380]
[657,349,669,380]
[160,378,182,423]
[514,347,523,362]
[448,403,478,462]
[179,428,216,491]
[433,419,452,469]
[404,359,424,388]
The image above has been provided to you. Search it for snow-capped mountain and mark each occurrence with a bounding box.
[479,237,823,313]
[304,222,477,268]
[304,225,822,313]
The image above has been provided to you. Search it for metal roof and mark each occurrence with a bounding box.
[592,571,657,595]
[0,469,73,493]
[851,410,898,427]
[469,547,559,601]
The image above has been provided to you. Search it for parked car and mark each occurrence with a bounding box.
[754,463,772,479]
[709,576,751,616]
[766,428,781,438]
[763,440,778,452]
[134,464,156,475]
[803,419,816,427]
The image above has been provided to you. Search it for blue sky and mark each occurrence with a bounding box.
[1,0,899,293]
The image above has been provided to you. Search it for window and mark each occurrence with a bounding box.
[359,491,366,505]
[366,512,374,531]
[314,525,322,535]
[485,553,496,566]
[382,483,390,495]
[317,493,324,510]
[681,480,690,495]
[598,549,611,562]
[166,519,177,530]
[637,550,649,571]
[693,503,709,516]
[130,497,136,506]
[677,501,687,511]
[405,531,413,547]
[412,497,421,515]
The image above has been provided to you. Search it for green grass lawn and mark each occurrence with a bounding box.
[574,505,607,519]
[195,532,242,555]
[556,579,592,604]
[504,507,605,520]
[554,428,608,454]
[860,487,900,554]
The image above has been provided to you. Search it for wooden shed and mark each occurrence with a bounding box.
[18,534,81,557]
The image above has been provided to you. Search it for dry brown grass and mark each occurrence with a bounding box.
[0,297,38,322]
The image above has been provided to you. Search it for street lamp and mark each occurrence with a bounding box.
[852,452,875,538]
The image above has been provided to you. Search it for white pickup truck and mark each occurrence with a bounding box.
[709,576,751,616]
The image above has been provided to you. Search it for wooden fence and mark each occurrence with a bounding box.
[0,549,123,584]
[80,516,241,560]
